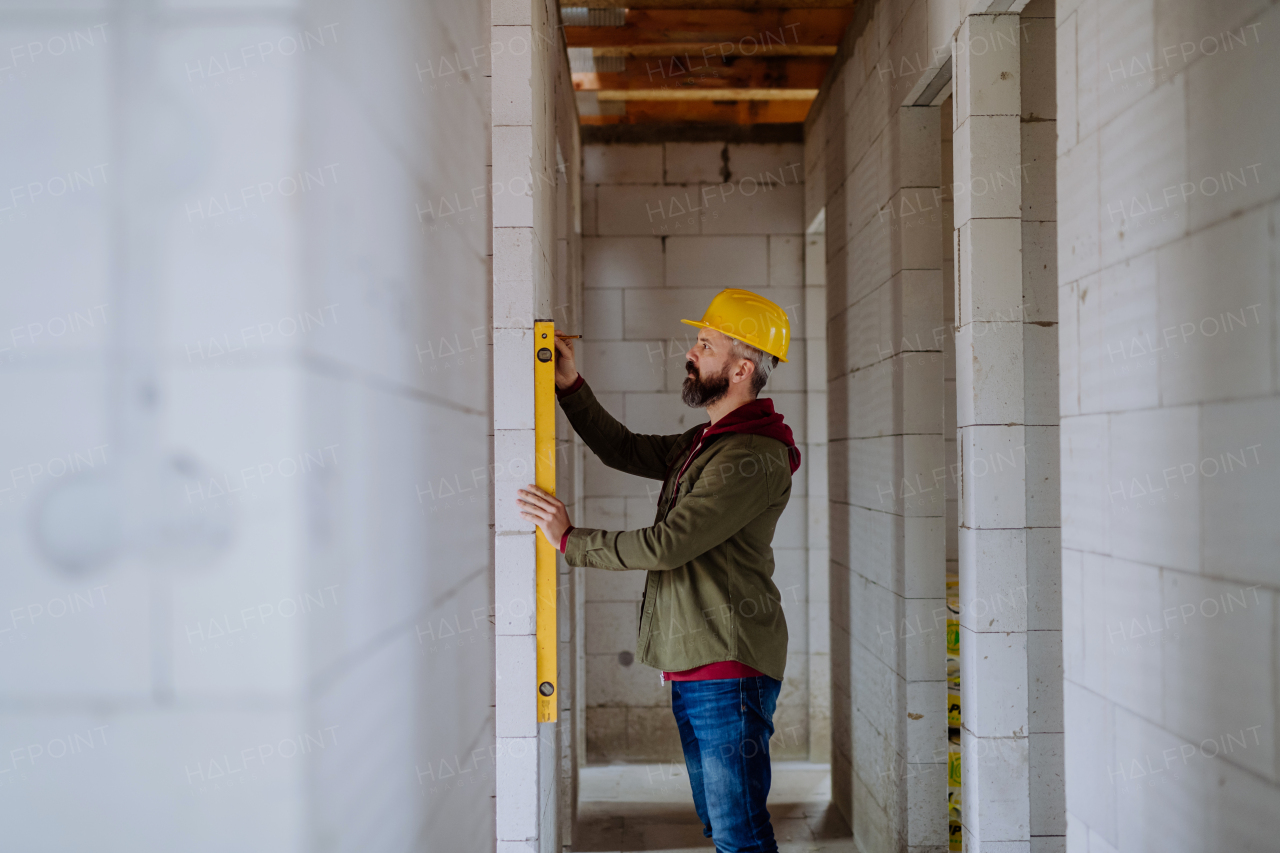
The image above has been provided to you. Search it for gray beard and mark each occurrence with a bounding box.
[681,363,730,408]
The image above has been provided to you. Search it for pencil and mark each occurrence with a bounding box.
[555,333,582,339]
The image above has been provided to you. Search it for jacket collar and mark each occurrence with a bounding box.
[700,397,801,474]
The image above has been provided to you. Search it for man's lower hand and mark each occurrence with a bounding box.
[516,484,572,549]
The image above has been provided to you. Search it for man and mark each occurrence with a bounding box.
[516,288,800,853]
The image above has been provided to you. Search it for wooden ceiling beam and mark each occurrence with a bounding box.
[589,43,836,57]
[565,0,853,8]
[595,88,818,100]
[579,99,813,125]
[565,9,853,48]
[566,6,852,128]
[573,56,831,91]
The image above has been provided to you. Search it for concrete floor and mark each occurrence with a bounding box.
[573,762,853,852]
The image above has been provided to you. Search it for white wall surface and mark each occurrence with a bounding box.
[0,1,497,850]
[1057,0,1280,850]
[578,141,825,763]
[951,4,1064,850]
[806,0,954,847]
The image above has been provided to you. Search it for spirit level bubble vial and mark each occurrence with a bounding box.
[534,320,557,723]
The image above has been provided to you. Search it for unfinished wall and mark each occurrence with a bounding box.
[951,2,1064,850]
[576,141,823,764]
[0,1,498,851]
[1057,0,1280,850]
[491,0,581,850]
[806,1,956,848]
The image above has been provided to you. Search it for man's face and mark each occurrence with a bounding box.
[681,330,735,408]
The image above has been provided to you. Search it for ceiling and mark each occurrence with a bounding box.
[565,1,856,140]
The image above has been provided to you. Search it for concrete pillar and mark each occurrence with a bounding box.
[952,5,1063,850]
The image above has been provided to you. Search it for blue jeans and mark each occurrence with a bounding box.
[670,675,782,853]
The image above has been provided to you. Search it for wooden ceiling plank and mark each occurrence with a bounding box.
[589,44,837,57]
[564,0,854,8]
[578,99,813,124]
[567,6,852,128]
[565,8,854,48]
[572,56,831,91]
[595,88,818,100]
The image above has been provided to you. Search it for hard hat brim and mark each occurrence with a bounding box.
[679,318,789,363]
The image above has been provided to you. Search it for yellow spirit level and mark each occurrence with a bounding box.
[533,320,557,723]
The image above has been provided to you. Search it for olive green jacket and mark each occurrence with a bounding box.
[557,377,792,680]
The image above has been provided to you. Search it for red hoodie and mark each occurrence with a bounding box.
[675,394,802,476]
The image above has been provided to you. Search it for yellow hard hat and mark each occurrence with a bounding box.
[680,288,790,362]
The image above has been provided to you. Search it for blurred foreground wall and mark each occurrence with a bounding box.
[0,1,498,850]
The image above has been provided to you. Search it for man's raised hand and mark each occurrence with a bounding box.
[553,336,579,390]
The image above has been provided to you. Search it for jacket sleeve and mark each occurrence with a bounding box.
[563,443,775,571]
[557,375,685,481]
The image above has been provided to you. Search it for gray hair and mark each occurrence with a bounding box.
[729,337,780,397]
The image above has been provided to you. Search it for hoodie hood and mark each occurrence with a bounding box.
[701,396,801,474]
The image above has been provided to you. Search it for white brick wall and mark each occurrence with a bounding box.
[492,0,581,849]
[578,140,827,763]
[806,1,951,846]
[1059,0,1280,851]
[950,4,1065,849]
